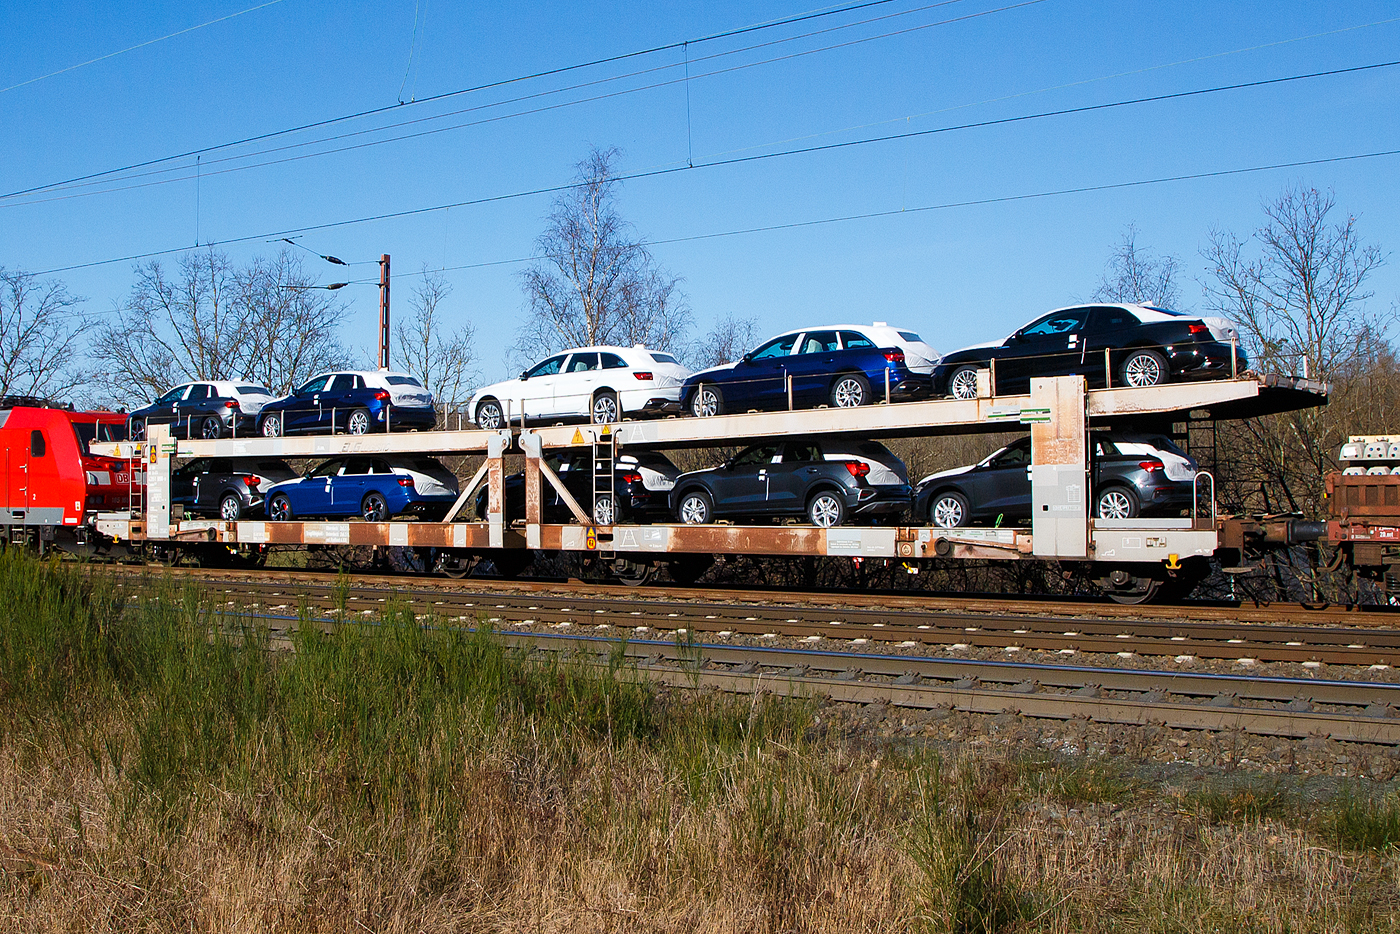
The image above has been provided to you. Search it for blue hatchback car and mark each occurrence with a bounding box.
[258,370,437,436]
[264,455,460,522]
[679,325,936,417]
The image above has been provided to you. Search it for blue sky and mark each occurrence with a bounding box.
[2,0,1397,388]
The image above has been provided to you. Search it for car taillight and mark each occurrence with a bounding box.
[844,461,870,478]
[618,471,643,484]
[373,390,390,401]
[1138,460,1163,473]
[633,371,653,380]
[225,399,240,409]
[398,476,415,487]
[883,350,905,364]
[1187,323,1209,336]
[242,475,261,487]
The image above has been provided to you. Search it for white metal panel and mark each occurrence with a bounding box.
[1030,376,1087,558]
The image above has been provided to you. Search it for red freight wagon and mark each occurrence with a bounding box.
[0,406,138,531]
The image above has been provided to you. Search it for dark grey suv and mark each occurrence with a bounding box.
[171,457,297,520]
[669,438,911,527]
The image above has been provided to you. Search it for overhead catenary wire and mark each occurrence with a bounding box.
[0,0,921,201]
[42,146,1400,284]
[3,0,1016,205]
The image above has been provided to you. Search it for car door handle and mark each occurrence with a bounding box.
[804,467,819,474]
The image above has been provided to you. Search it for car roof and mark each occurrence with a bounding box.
[1040,302,1193,324]
[765,324,921,338]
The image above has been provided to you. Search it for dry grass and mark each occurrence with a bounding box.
[0,553,1397,933]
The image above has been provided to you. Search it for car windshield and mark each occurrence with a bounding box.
[72,421,126,453]
[297,376,330,394]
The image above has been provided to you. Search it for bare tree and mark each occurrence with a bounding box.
[395,266,476,411]
[0,268,90,403]
[92,248,348,402]
[1203,184,1387,380]
[690,312,759,369]
[516,147,689,360]
[1201,184,1390,518]
[1089,225,1182,307]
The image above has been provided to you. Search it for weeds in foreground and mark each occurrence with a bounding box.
[1326,789,1400,852]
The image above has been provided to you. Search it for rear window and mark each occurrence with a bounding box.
[649,352,678,364]
[897,331,924,342]
[385,375,423,387]
[237,385,271,395]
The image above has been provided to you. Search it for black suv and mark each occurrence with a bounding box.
[915,433,1199,528]
[932,303,1247,399]
[476,451,680,525]
[670,438,911,527]
[172,457,297,520]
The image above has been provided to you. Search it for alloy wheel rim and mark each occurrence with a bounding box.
[1099,490,1132,519]
[348,411,369,434]
[221,497,240,520]
[364,497,386,521]
[1124,354,1161,386]
[270,498,288,520]
[833,378,865,407]
[810,495,841,527]
[593,496,614,526]
[202,419,220,439]
[933,497,963,528]
[479,404,501,429]
[950,369,979,399]
[593,397,618,423]
[693,390,718,417]
[680,497,707,524]
[262,417,280,436]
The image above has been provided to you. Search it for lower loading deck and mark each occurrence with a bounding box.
[94,515,1219,565]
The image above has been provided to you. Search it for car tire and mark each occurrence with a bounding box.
[592,494,615,526]
[260,414,283,437]
[1120,349,1167,388]
[219,493,243,521]
[361,491,389,522]
[200,416,223,440]
[267,494,292,521]
[677,490,713,524]
[928,491,970,529]
[591,391,619,425]
[831,373,871,408]
[947,366,982,400]
[1095,486,1139,520]
[807,490,847,527]
[347,408,372,435]
[690,384,723,418]
[129,419,146,441]
[476,398,504,430]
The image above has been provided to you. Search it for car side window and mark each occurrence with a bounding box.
[156,385,187,404]
[783,443,821,463]
[566,353,599,373]
[732,444,781,467]
[1020,312,1086,338]
[749,335,797,360]
[310,459,341,477]
[600,352,628,369]
[185,384,210,401]
[370,459,392,474]
[992,443,1031,467]
[799,331,840,354]
[839,331,876,350]
[343,457,372,475]
[1087,308,1137,332]
[525,355,566,379]
[297,376,330,395]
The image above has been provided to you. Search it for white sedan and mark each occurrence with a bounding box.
[471,346,692,428]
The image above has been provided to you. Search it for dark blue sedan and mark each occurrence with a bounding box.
[258,370,437,436]
[264,455,460,521]
[679,326,934,417]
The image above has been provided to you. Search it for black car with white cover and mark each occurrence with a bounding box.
[476,451,679,525]
[171,457,297,520]
[669,438,911,528]
[915,433,1200,529]
[931,303,1247,399]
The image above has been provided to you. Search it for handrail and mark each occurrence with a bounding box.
[1191,470,1217,529]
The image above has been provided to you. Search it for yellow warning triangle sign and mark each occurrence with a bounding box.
[571,428,584,445]
[600,424,611,436]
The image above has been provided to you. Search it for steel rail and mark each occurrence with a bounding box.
[107,564,1400,627]
[172,576,1400,665]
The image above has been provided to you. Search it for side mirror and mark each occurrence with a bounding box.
[741,352,755,363]
[519,372,528,380]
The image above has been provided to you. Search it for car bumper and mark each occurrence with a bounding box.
[639,397,684,416]
[381,405,438,430]
[1165,344,1248,380]
[850,484,914,516]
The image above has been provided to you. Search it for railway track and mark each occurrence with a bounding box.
[111,565,1400,746]
[115,565,1400,666]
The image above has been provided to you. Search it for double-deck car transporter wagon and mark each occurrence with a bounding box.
[82,373,1330,603]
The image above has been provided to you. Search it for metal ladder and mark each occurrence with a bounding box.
[127,443,145,531]
[591,426,616,527]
